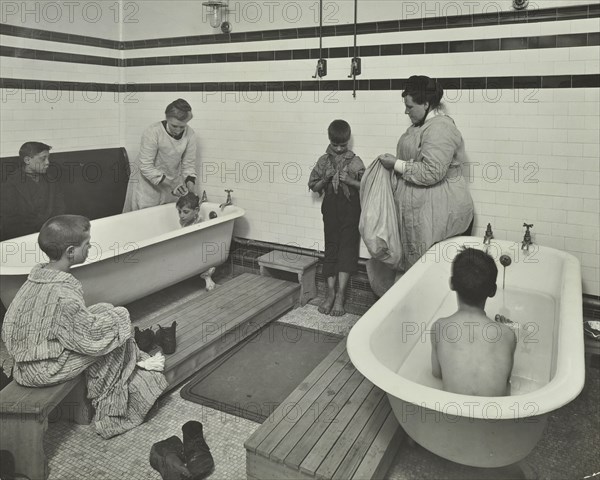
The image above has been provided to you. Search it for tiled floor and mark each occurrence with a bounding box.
[43,304,361,480]
[25,275,600,479]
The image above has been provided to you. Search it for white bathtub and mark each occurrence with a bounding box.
[347,236,584,468]
[0,202,244,307]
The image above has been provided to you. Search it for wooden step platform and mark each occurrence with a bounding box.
[132,273,300,390]
[245,340,405,480]
[258,251,318,306]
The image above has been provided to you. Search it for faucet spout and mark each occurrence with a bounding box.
[219,189,233,209]
[521,223,534,251]
[483,223,494,245]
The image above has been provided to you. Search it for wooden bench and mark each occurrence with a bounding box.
[0,147,130,224]
[258,251,318,307]
[0,375,92,480]
[245,340,405,479]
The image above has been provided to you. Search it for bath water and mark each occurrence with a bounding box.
[397,288,556,396]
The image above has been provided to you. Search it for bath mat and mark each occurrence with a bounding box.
[180,322,342,423]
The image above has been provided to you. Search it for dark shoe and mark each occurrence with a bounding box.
[149,436,191,480]
[182,421,214,479]
[0,366,12,391]
[156,321,177,355]
[0,449,16,480]
[134,326,156,353]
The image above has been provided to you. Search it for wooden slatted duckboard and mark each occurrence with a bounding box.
[245,340,405,480]
[131,273,300,390]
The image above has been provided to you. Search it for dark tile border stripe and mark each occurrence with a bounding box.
[0,4,598,50]
[2,74,598,92]
[2,32,598,67]
[0,45,118,66]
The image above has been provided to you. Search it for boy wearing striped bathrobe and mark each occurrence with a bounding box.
[1,215,168,438]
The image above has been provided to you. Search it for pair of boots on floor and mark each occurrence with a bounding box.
[135,321,177,354]
[150,421,214,480]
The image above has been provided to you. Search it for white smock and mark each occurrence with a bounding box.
[131,122,198,210]
[395,111,474,270]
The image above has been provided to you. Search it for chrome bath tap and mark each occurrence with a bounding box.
[483,223,494,245]
[219,189,233,209]
[522,223,534,251]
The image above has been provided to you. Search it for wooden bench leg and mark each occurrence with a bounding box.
[59,378,93,425]
[259,265,273,277]
[0,414,48,480]
[298,266,317,307]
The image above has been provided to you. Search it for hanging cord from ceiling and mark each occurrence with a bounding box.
[348,0,361,98]
[312,0,327,81]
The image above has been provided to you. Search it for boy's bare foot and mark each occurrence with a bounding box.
[200,267,216,291]
[318,292,335,315]
[330,295,345,317]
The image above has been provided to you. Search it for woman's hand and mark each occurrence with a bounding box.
[172,184,188,196]
[163,176,188,196]
[378,153,397,170]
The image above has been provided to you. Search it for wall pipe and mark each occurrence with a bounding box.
[233,236,368,268]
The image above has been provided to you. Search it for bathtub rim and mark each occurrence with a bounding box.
[0,202,245,275]
[347,236,585,420]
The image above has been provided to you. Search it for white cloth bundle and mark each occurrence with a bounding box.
[137,352,165,371]
[359,159,403,270]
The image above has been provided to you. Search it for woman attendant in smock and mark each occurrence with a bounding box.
[131,99,198,210]
[378,76,474,270]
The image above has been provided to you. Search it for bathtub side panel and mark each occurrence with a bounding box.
[75,220,234,306]
[390,397,548,468]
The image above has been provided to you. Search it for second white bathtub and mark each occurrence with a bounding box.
[0,202,244,307]
[347,236,584,468]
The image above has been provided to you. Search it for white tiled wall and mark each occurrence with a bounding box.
[1,2,598,294]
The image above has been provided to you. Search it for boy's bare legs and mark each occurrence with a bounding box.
[331,271,349,316]
[318,276,337,314]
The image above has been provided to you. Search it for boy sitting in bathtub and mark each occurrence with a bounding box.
[430,247,516,396]
[175,193,216,291]
[1,215,168,438]
[176,192,202,227]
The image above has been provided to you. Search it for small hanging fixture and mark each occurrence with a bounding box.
[203,0,228,30]
[348,0,361,98]
[512,0,529,10]
[312,0,327,79]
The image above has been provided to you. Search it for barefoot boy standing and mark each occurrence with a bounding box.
[308,120,365,317]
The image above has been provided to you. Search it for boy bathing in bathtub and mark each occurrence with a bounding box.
[430,247,516,396]
[308,119,365,316]
[1,215,168,438]
[176,192,202,227]
[175,193,216,291]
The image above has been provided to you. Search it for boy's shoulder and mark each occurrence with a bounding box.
[28,264,83,292]
[316,152,330,162]
[350,152,365,163]
[496,321,517,345]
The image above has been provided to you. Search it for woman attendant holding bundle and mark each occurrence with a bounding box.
[378,75,474,271]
